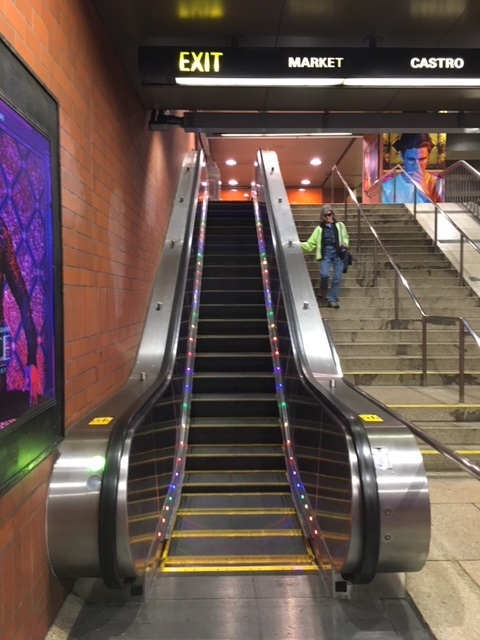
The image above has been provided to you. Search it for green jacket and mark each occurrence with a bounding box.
[300,221,349,261]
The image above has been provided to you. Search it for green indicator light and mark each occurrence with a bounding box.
[88,456,105,472]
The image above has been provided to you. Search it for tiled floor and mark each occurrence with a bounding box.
[45,572,434,640]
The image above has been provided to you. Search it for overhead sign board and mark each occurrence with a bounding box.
[139,47,480,85]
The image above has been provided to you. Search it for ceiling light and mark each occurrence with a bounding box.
[221,132,353,138]
[310,157,322,166]
[344,77,480,87]
[301,179,311,185]
[228,179,238,186]
[175,77,345,87]
[299,188,305,192]
[225,158,237,165]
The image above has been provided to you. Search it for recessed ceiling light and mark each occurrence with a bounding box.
[299,188,305,192]
[310,157,322,166]
[301,179,311,185]
[228,179,238,186]
[226,158,237,166]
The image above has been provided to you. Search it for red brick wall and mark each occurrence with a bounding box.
[0,1,194,638]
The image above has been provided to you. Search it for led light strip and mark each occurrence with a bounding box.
[252,196,321,545]
[155,196,208,545]
[176,77,480,88]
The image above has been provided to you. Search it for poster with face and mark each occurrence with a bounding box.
[381,133,446,204]
[0,97,54,429]
[362,135,380,203]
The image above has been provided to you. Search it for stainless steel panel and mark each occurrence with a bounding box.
[46,152,202,578]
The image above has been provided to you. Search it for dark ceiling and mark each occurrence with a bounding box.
[91,0,480,191]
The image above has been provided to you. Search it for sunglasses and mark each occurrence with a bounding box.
[324,212,333,217]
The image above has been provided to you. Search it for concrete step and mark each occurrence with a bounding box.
[345,371,480,386]
[387,405,480,423]
[335,342,480,357]
[340,355,480,370]
[319,304,480,321]
[320,296,480,310]
[333,329,470,343]
[323,317,480,332]
[414,424,480,445]
[418,444,480,472]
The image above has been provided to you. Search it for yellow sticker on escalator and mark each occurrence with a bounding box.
[359,414,383,423]
[88,416,114,426]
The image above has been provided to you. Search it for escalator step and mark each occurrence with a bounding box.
[188,419,282,445]
[200,290,265,305]
[193,353,273,373]
[174,513,300,531]
[202,265,261,278]
[203,254,259,267]
[165,533,309,560]
[197,318,268,335]
[201,276,263,290]
[186,444,285,471]
[202,243,259,255]
[190,393,279,419]
[195,334,271,352]
[199,304,266,319]
[179,492,293,510]
[183,470,289,493]
[192,372,275,394]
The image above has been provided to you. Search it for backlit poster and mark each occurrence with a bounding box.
[362,135,380,204]
[0,97,54,429]
[382,133,446,204]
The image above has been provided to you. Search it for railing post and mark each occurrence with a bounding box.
[357,206,361,253]
[459,234,465,286]
[459,322,465,403]
[394,271,399,330]
[422,318,427,386]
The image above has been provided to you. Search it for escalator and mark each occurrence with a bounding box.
[46,150,430,597]
[162,201,316,573]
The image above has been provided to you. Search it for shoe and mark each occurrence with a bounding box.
[327,301,340,308]
[316,290,327,299]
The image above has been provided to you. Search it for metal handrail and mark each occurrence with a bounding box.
[440,159,480,220]
[331,164,480,403]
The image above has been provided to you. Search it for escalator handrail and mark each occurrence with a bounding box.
[98,152,203,588]
[256,149,381,583]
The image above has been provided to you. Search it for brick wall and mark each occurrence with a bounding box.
[0,1,194,638]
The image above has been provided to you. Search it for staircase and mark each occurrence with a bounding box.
[161,201,316,573]
[293,203,480,472]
